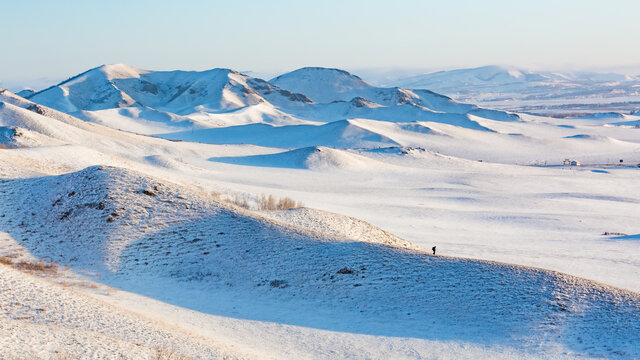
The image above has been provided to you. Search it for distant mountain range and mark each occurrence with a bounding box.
[386,65,640,116]
[5,63,640,165]
[22,64,518,134]
[19,64,640,121]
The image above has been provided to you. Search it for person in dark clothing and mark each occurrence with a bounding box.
[432,246,436,255]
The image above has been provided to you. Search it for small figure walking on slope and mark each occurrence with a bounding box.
[432,246,436,255]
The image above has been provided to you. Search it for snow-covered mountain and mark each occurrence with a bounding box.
[270,67,375,103]
[271,67,518,118]
[24,64,519,134]
[387,65,640,116]
[28,64,312,118]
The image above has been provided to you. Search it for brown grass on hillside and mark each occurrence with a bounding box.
[229,194,250,209]
[0,256,59,275]
[257,194,303,211]
[13,260,59,274]
[228,193,303,210]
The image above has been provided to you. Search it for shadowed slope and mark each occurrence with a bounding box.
[0,166,639,358]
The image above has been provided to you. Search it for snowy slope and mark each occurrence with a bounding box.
[263,207,418,248]
[1,165,640,359]
[4,89,638,166]
[1,102,638,295]
[160,115,640,164]
[279,101,504,130]
[209,146,394,170]
[0,264,241,359]
[163,120,401,149]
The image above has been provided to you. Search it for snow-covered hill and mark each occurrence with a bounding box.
[387,65,640,116]
[0,263,240,359]
[1,165,639,359]
[163,120,401,149]
[209,146,393,170]
[270,67,376,103]
[3,86,639,165]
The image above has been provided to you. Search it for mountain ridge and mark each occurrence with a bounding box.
[386,65,640,115]
[24,64,520,134]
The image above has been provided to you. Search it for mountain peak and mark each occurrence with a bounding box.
[54,63,146,87]
[270,67,373,103]
[95,63,147,80]
[26,64,315,115]
[286,67,364,80]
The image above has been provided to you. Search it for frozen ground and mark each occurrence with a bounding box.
[1,65,640,358]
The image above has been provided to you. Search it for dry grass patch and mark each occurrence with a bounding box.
[13,260,59,274]
[229,194,250,209]
[1,257,59,275]
[257,194,303,211]
[223,193,304,211]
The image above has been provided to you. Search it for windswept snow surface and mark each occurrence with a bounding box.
[1,66,640,359]
[0,263,241,359]
[209,146,391,170]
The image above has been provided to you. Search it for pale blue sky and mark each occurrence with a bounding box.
[2,0,639,89]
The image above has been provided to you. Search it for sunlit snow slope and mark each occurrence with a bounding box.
[1,166,639,359]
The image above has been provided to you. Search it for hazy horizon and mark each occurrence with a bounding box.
[2,0,640,90]
[4,62,640,93]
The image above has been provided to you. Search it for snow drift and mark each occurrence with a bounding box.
[209,146,390,170]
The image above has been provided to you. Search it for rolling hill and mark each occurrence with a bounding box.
[1,165,639,358]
